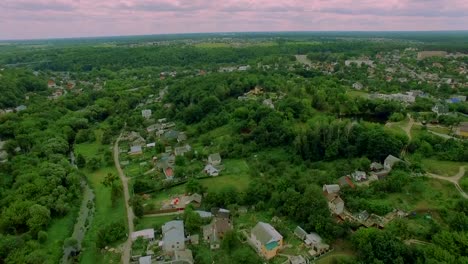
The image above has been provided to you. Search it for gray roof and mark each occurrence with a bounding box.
[294,226,307,240]
[323,184,340,194]
[208,153,221,162]
[251,222,282,245]
[195,211,213,218]
[139,256,151,264]
[384,155,401,168]
[130,145,142,153]
[162,220,185,247]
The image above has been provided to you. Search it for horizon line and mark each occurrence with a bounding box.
[1,29,468,42]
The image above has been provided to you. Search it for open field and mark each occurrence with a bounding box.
[421,159,465,176]
[136,215,179,230]
[44,211,77,262]
[75,142,126,264]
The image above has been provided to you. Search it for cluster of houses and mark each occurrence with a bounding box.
[218,65,251,73]
[131,221,194,264]
[46,74,104,100]
[0,104,27,115]
[237,86,284,109]
[323,155,409,228]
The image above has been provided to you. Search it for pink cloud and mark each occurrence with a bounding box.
[0,0,467,40]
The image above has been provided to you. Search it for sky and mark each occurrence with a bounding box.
[1,0,468,40]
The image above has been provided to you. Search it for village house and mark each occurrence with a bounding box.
[323,184,344,215]
[48,79,56,88]
[289,255,307,264]
[352,82,363,90]
[384,155,402,171]
[131,229,155,241]
[345,59,374,67]
[250,222,283,260]
[172,249,194,264]
[177,132,187,143]
[147,123,163,133]
[162,194,202,211]
[202,208,233,249]
[208,153,222,166]
[174,144,191,156]
[338,176,355,189]
[146,142,156,148]
[456,122,468,137]
[163,130,180,141]
[263,99,275,109]
[142,109,152,119]
[129,145,143,155]
[351,171,367,182]
[163,166,174,180]
[432,103,449,116]
[294,226,330,257]
[203,164,220,176]
[162,221,185,254]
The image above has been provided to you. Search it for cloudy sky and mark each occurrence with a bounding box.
[1,0,467,40]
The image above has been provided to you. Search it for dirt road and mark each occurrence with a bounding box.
[426,166,467,199]
[114,133,134,264]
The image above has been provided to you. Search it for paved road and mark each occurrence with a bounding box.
[114,133,134,264]
[426,166,467,199]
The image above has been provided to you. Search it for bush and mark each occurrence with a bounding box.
[96,221,126,248]
[37,231,48,244]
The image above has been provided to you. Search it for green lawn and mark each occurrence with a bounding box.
[427,126,451,135]
[421,159,464,176]
[43,211,77,262]
[75,142,127,264]
[199,159,251,192]
[136,215,179,230]
[316,253,355,264]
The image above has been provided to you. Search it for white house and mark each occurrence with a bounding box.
[142,109,152,119]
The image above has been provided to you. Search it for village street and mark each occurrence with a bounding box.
[114,132,135,264]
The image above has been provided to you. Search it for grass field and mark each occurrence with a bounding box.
[75,142,127,264]
[136,215,179,230]
[199,159,251,192]
[421,159,464,176]
[44,211,77,262]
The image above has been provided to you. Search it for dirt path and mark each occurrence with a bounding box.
[402,116,414,141]
[114,133,134,264]
[426,166,467,199]
[404,239,432,246]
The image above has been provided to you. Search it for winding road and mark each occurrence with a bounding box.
[426,166,467,199]
[113,133,134,264]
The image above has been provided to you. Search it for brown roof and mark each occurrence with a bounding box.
[459,122,468,132]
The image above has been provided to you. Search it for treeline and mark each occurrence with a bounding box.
[1,41,409,72]
[0,69,47,108]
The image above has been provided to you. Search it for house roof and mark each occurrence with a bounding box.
[131,229,155,241]
[459,122,468,133]
[384,155,401,168]
[208,153,221,163]
[165,167,174,178]
[195,211,213,218]
[214,218,232,235]
[289,255,307,264]
[139,256,152,264]
[162,221,185,247]
[294,226,307,240]
[370,162,384,170]
[338,176,355,189]
[130,145,142,153]
[323,184,340,194]
[146,142,156,148]
[305,233,322,245]
[174,249,193,263]
[251,222,283,246]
